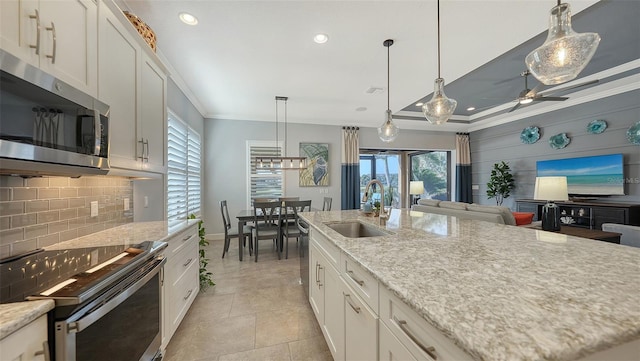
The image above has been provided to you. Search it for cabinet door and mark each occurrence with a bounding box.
[0,314,47,361]
[39,0,97,96]
[0,0,39,66]
[98,7,140,170]
[309,245,324,324]
[593,207,627,229]
[344,289,377,361]
[380,323,417,361]
[139,53,167,173]
[323,264,345,361]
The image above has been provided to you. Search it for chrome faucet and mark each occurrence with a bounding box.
[362,179,387,224]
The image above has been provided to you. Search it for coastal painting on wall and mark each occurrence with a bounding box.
[299,143,329,186]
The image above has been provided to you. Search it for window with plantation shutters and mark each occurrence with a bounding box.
[167,111,201,220]
[247,141,283,208]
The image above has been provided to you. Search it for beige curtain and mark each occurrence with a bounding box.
[341,127,360,209]
[456,133,472,203]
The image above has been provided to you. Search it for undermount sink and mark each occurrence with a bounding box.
[324,221,391,238]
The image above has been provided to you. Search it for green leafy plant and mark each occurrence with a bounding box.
[486,161,516,206]
[188,214,215,289]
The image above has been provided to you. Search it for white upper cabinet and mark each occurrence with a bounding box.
[98,5,138,170]
[139,52,167,173]
[98,0,167,174]
[0,0,98,97]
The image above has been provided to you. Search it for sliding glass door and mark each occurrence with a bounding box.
[409,151,450,201]
[359,153,400,208]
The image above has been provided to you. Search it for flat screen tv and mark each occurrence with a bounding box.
[536,154,625,196]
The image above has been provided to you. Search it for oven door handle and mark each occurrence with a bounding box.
[68,257,166,333]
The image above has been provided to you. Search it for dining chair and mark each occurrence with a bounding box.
[322,197,332,211]
[253,201,282,262]
[220,200,253,259]
[281,200,312,259]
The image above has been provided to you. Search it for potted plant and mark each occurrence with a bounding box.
[486,161,515,206]
[188,214,215,290]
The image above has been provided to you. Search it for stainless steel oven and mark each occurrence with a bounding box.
[1,240,167,361]
[53,256,165,361]
[0,49,109,176]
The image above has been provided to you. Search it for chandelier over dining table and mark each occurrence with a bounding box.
[255,96,307,170]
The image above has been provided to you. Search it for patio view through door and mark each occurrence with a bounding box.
[359,153,400,209]
[409,151,451,201]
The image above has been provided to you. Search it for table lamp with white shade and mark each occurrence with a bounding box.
[409,181,425,205]
[534,176,569,231]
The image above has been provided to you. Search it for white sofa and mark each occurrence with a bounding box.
[411,199,517,226]
[601,223,640,248]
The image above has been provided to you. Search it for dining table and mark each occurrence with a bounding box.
[236,204,316,261]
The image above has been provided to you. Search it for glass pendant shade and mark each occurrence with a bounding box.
[525,3,600,85]
[378,109,399,143]
[422,78,457,125]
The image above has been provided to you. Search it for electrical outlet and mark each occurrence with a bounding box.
[90,201,98,217]
[124,198,130,211]
[472,184,480,190]
[144,196,149,208]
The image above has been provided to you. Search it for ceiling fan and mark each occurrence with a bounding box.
[508,70,599,113]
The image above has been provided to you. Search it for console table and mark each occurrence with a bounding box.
[529,225,622,243]
[516,200,640,230]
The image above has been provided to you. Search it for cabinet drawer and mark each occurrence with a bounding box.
[380,322,417,361]
[344,284,378,361]
[0,314,47,361]
[380,287,472,361]
[341,254,378,313]
[310,228,340,270]
[169,239,199,286]
[166,227,197,255]
[169,254,199,328]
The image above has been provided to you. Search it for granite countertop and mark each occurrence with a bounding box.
[300,209,640,361]
[0,219,198,340]
[0,300,54,340]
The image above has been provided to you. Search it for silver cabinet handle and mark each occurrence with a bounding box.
[395,317,438,360]
[344,293,361,314]
[138,138,149,160]
[315,262,320,284]
[183,258,193,267]
[144,139,150,161]
[34,340,50,361]
[347,269,364,286]
[45,22,56,63]
[182,235,191,242]
[29,9,40,54]
[184,289,193,300]
[138,138,145,160]
[317,263,323,287]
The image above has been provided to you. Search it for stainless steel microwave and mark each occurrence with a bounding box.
[0,49,109,176]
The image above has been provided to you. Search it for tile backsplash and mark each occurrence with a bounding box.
[0,175,133,259]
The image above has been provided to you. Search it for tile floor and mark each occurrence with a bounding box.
[163,237,333,361]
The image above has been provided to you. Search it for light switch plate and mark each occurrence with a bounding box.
[90,201,98,217]
[124,198,130,211]
[472,184,480,190]
[144,196,149,208]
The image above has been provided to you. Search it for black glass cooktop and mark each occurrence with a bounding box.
[0,241,163,304]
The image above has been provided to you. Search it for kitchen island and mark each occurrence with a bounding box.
[299,209,640,361]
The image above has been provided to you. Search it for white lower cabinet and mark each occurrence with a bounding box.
[379,322,417,361]
[310,241,345,360]
[161,224,199,352]
[379,287,473,361]
[344,286,378,361]
[0,314,48,361]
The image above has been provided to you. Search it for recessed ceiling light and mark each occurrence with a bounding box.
[179,12,198,25]
[415,102,424,107]
[313,33,329,44]
[467,106,476,111]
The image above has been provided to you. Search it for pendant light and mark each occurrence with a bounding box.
[378,39,399,143]
[422,0,457,125]
[255,96,306,170]
[525,1,600,85]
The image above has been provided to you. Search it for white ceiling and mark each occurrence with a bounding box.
[120,0,608,133]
